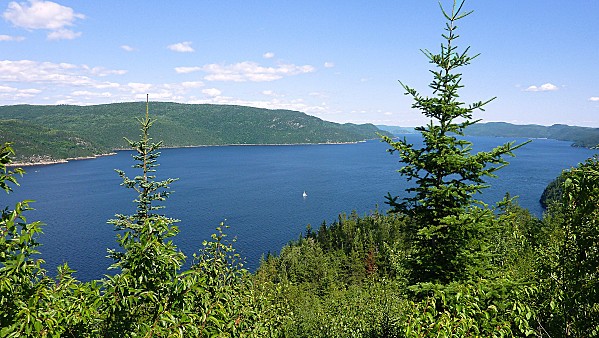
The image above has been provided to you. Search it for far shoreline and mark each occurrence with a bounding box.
[7,140,370,168]
[8,152,117,168]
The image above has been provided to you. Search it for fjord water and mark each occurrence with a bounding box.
[5,136,597,281]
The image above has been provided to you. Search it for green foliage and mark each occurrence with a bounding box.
[0,143,24,192]
[100,101,185,335]
[536,157,599,337]
[2,2,598,336]
[96,100,269,337]
[0,143,46,335]
[381,0,526,284]
[256,205,540,337]
[540,172,566,209]
[1,144,93,337]
[403,279,537,337]
[0,101,276,337]
[258,211,407,290]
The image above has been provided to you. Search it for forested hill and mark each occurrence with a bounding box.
[464,122,599,148]
[379,122,599,148]
[0,102,390,163]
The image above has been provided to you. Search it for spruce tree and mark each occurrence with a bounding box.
[102,96,186,335]
[382,0,526,284]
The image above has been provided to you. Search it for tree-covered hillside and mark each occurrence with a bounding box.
[0,119,108,163]
[0,102,390,163]
[380,121,599,148]
[465,122,599,148]
[376,125,417,135]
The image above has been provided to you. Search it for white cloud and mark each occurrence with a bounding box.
[133,91,179,101]
[175,66,202,74]
[524,82,558,92]
[82,65,127,76]
[0,60,127,88]
[47,28,80,40]
[201,61,315,82]
[0,34,25,41]
[3,0,84,40]
[0,59,325,114]
[121,45,135,52]
[186,95,328,117]
[20,88,41,94]
[71,90,112,98]
[263,52,275,59]
[309,92,327,98]
[589,97,599,102]
[181,81,204,88]
[0,85,17,92]
[94,82,120,89]
[202,88,221,97]
[0,85,41,100]
[324,62,335,68]
[0,60,91,84]
[127,82,153,93]
[167,41,194,53]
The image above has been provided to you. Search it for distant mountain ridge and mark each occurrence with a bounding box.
[375,125,417,135]
[378,122,599,148]
[0,102,391,164]
[465,122,599,148]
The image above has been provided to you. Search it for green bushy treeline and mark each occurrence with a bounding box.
[2,1,598,336]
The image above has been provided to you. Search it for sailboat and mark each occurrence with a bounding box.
[303,191,307,198]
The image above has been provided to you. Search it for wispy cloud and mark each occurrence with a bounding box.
[127,82,153,93]
[121,45,135,52]
[3,0,85,40]
[0,34,25,41]
[0,86,41,100]
[263,52,275,59]
[0,60,126,93]
[201,61,315,82]
[0,58,322,113]
[186,95,329,117]
[589,97,599,102]
[82,65,127,77]
[181,81,204,88]
[324,62,335,68]
[524,83,558,92]
[71,90,112,98]
[47,28,80,40]
[174,66,202,74]
[167,41,194,53]
[202,88,221,97]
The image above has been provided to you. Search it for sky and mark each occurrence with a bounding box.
[1,0,598,127]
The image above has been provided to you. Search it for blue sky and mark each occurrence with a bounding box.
[1,1,598,127]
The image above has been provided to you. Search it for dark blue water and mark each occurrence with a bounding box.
[3,136,596,281]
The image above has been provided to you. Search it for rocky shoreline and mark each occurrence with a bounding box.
[7,139,376,168]
[8,152,117,167]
